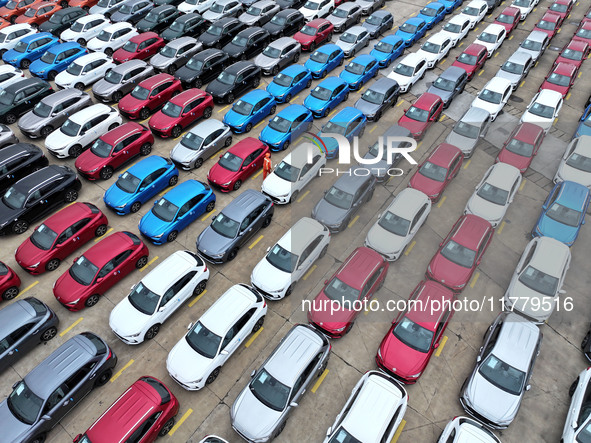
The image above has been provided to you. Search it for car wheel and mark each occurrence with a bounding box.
[4,113,16,124]
[194,157,204,169]
[46,70,58,81]
[344,91,349,101]
[285,284,294,297]
[136,255,148,269]
[105,47,113,57]
[41,326,58,341]
[12,220,28,234]
[169,175,178,186]
[224,136,233,148]
[192,280,207,297]
[206,367,221,385]
[60,0,68,6]
[108,122,119,131]
[20,59,30,69]
[74,82,85,91]
[310,42,316,52]
[570,377,580,397]
[144,324,160,341]
[252,77,260,88]
[167,64,176,75]
[0,49,6,57]
[269,104,277,115]
[202,106,213,119]
[206,200,215,213]
[293,52,300,63]
[167,230,178,243]
[319,244,328,258]
[283,139,290,151]
[275,421,286,438]
[95,224,108,237]
[31,434,46,443]
[262,215,272,228]
[159,418,175,437]
[64,189,78,202]
[77,38,86,46]
[139,108,150,120]
[583,332,591,349]
[323,107,330,118]
[95,368,112,387]
[85,294,100,308]
[69,144,83,157]
[284,94,292,103]
[233,179,242,191]
[40,125,53,137]
[290,190,299,203]
[318,358,328,374]
[252,315,265,332]
[374,111,382,121]
[272,65,279,75]
[100,166,114,180]
[130,201,142,213]
[2,286,19,300]
[171,126,182,138]
[45,258,61,272]
[227,248,239,261]
[140,142,152,156]
[338,57,344,66]
[193,78,203,89]
[9,15,16,24]
[245,122,253,132]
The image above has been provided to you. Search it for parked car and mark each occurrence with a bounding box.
[0,124,18,148]
[520,88,563,133]
[39,7,88,35]
[470,76,512,121]
[110,0,153,25]
[89,0,127,17]
[427,65,468,109]
[206,60,261,104]
[304,76,349,118]
[299,0,335,20]
[328,2,362,33]
[198,17,246,49]
[150,36,202,75]
[223,90,276,134]
[87,22,139,57]
[335,25,370,58]
[29,41,87,81]
[162,12,207,42]
[533,11,562,40]
[359,124,410,181]
[387,52,427,93]
[511,0,536,20]
[398,92,443,140]
[266,64,312,104]
[15,2,62,28]
[452,43,487,79]
[254,37,301,76]
[259,103,312,151]
[178,0,213,13]
[496,122,544,173]
[362,10,393,37]
[203,0,243,21]
[554,40,588,74]
[92,59,154,103]
[0,261,20,300]
[0,143,48,194]
[409,143,463,200]
[562,367,591,441]
[355,0,384,15]
[316,106,366,158]
[518,30,549,62]
[395,17,427,47]
[239,0,279,26]
[304,43,344,79]
[175,48,229,89]
[112,32,165,63]
[446,108,491,158]
[136,4,180,33]
[119,72,182,120]
[438,416,502,443]
[459,0,487,27]
[2,31,58,69]
[60,14,110,45]
[54,53,112,92]
[417,1,446,29]
[573,21,591,46]
[495,50,533,90]
[223,27,269,63]
[554,135,591,186]
[0,0,42,23]
[416,31,453,68]
[0,23,36,57]
[548,0,573,20]
[354,76,399,121]
[339,54,379,91]
[439,14,471,47]
[494,6,520,33]
[170,119,231,170]
[540,62,577,98]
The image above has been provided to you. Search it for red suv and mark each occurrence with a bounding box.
[496,122,544,173]
[15,202,108,275]
[554,40,589,73]
[398,92,443,140]
[376,280,454,383]
[408,143,463,201]
[426,214,494,292]
[451,43,487,79]
[533,11,562,40]
[540,62,577,97]
[0,261,21,301]
[293,18,334,51]
[119,73,183,120]
[74,376,179,443]
[113,32,166,64]
[494,6,520,33]
[53,231,149,311]
[307,247,389,338]
[75,122,154,180]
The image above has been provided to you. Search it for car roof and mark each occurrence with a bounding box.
[540,10,561,20]
[555,180,590,210]
[239,89,274,105]
[464,43,487,55]
[460,105,490,123]
[216,0,237,5]
[165,36,196,49]
[484,76,512,91]
[49,41,82,53]
[317,75,347,90]
[282,142,325,169]
[171,88,206,106]
[0,299,38,340]
[193,48,225,62]
[162,179,207,206]
[350,53,375,66]
[400,51,426,65]
[41,87,85,106]
[449,14,470,24]
[507,50,532,64]
[126,0,149,5]
[500,5,520,14]
[43,202,94,232]
[252,0,275,6]
[493,312,540,370]
[142,251,199,295]
[152,3,176,12]
[513,122,544,142]
[388,187,430,220]
[382,34,403,44]
[316,43,340,54]
[564,39,588,51]
[276,8,301,18]
[14,165,73,191]
[329,105,363,123]
[414,92,441,108]
[73,51,107,65]
[428,143,462,167]
[534,88,562,105]
[426,31,452,44]
[71,103,112,124]
[237,27,266,38]
[85,231,137,266]
[279,64,308,77]
[573,135,591,156]
[337,2,360,10]
[128,155,169,179]
[21,31,54,43]
[370,9,391,17]
[0,143,40,165]
[465,0,487,6]
[451,214,492,250]
[130,31,160,43]
[113,59,148,74]
[405,16,426,26]
[456,417,501,442]
[105,22,134,32]
[526,30,549,42]
[335,246,383,289]
[345,25,366,35]
[484,162,521,190]
[553,61,577,75]
[0,23,33,34]
[425,1,444,7]
[277,217,325,255]
[76,13,106,23]
[227,136,264,157]
[188,118,227,138]
[307,18,331,28]
[483,23,506,35]
[102,121,144,145]
[529,236,570,275]
[140,72,175,89]
[225,61,256,74]
[368,76,399,93]
[406,280,454,328]
[440,65,467,81]
[221,188,269,219]
[200,284,261,336]
[5,77,47,93]
[176,12,201,23]
[278,103,308,119]
[269,36,298,49]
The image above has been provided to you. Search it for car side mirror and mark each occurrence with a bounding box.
[42,414,51,421]
[12,381,19,389]
[324,279,328,285]
[290,401,298,408]
[326,427,332,437]
[476,355,481,362]
[251,369,256,378]
[220,349,229,355]
[433,342,439,349]
[526,384,531,391]
[73,435,82,443]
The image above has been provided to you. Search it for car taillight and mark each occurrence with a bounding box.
[203,265,207,272]
[263,300,267,308]
[106,349,112,360]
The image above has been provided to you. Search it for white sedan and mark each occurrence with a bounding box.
[55,52,115,90]
[520,88,563,133]
[416,32,453,68]
[178,0,215,13]
[300,0,335,20]
[562,367,591,443]
[474,23,506,58]
[459,0,488,28]
[87,22,139,57]
[60,14,111,46]
[440,15,471,47]
[470,77,512,121]
[0,65,24,90]
[511,0,538,20]
[554,135,591,187]
[387,52,427,93]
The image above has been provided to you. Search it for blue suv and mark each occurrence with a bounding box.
[223,89,277,134]
[316,107,367,159]
[29,42,87,80]
[266,65,313,104]
[2,32,59,69]
[304,76,350,118]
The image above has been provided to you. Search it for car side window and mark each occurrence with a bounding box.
[244,148,262,166]
[126,411,162,443]
[547,185,560,207]
[448,156,460,175]
[381,405,403,443]
[44,384,68,413]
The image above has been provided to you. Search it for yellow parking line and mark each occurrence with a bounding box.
[169,409,193,436]
[370,125,378,133]
[497,220,506,234]
[358,86,365,93]
[519,178,526,191]
[59,317,83,337]
[478,69,485,76]
[139,256,159,272]
[404,240,416,256]
[327,108,338,118]
[140,118,149,125]
[188,289,207,308]
[396,100,405,107]
[440,58,446,65]
[566,92,571,101]
[311,369,329,393]
[348,215,359,228]
[474,27,479,32]
[210,153,218,160]
[95,227,113,241]
[557,28,561,34]
[391,419,406,443]
[409,12,416,16]
[293,95,299,101]
[303,264,317,281]
[217,105,229,114]
[254,120,265,130]
[174,132,186,141]
[579,72,583,79]
[435,336,448,357]
[66,201,76,208]
[251,169,263,180]
[364,307,369,316]
[470,272,480,288]
[245,327,264,348]
[494,52,499,58]
[297,190,310,203]
[158,189,167,197]
[533,6,537,11]
[437,195,446,208]
[16,281,38,299]
[463,159,471,169]
[519,80,526,88]
[201,209,215,221]
[439,114,446,122]
[249,235,264,249]
[458,42,463,48]
[509,35,513,40]
[110,359,134,383]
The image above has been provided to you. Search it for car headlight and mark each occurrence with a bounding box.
[333,325,347,332]
[127,332,141,338]
[88,168,98,173]
[29,262,40,269]
[409,372,422,378]
[116,204,126,208]
[209,252,225,258]
[161,125,171,130]
[377,347,382,359]
[221,181,232,186]
[67,298,81,305]
[153,233,164,238]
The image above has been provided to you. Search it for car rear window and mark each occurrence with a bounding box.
[81,332,107,355]
[84,202,100,214]
[123,231,141,245]
[25,298,47,315]
[184,250,204,267]
[140,376,171,405]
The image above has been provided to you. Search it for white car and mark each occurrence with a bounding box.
[60,14,111,46]
[562,367,591,443]
[261,142,326,204]
[416,32,453,68]
[251,217,330,299]
[0,65,24,90]
[0,24,35,56]
[438,416,501,443]
[166,284,267,390]
[470,77,512,121]
[300,0,335,20]
[474,23,506,57]
[87,22,139,57]
[55,52,115,90]
[387,52,427,93]
[459,0,488,28]
[464,162,522,227]
[45,103,122,158]
[440,15,471,47]
[511,0,538,20]
[178,0,215,13]
[520,88,563,133]
[109,250,209,344]
[202,0,243,21]
[365,188,431,261]
[554,135,591,187]
[503,236,570,323]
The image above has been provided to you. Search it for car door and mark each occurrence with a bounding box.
[446,153,462,183]
[294,235,322,280]
[241,147,263,180]
[220,308,255,356]
[54,218,91,258]
[237,208,257,246]
[95,253,123,293]
[0,322,37,367]
[158,271,197,322]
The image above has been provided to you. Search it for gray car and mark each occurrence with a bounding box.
[90,0,127,17]
[110,0,154,24]
[427,66,468,108]
[150,37,202,75]
[362,10,394,37]
[460,312,542,429]
[495,50,533,90]
[354,76,399,121]
[92,59,155,102]
[0,297,59,373]
[203,0,243,22]
[336,25,370,57]
[361,124,411,181]
[18,89,92,139]
[0,332,117,443]
[518,30,549,62]
[355,0,384,14]
[312,165,377,232]
[231,324,330,442]
[254,37,301,76]
[445,106,491,157]
[0,124,18,148]
[196,189,274,263]
[328,3,363,32]
[170,119,232,170]
[239,0,280,26]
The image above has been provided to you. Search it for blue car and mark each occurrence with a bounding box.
[370,35,405,68]
[223,90,277,134]
[29,42,87,81]
[417,2,447,29]
[440,0,463,13]
[266,65,313,104]
[259,104,313,151]
[304,76,350,118]
[139,179,216,245]
[339,54,379,91]
[2,32,59,70]
[575,104,591,138]
[395,17,428,47]
[316,106,367,159]
[304,44,345,80]
[104,155,179,215]
[532,180,590,247]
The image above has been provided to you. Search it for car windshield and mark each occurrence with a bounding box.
[462,5,479,15]
[116,171,141,193]
[321,120,347,135]
[420,6,437,16]
[209,2,224,12]
[457,52,478,65]
[232,99,253,115]
[144,11,159,22]
[24,8,37,17]
[374,41,394,53]
[69,255,99,286]
[218,151,243,171]
[576,28,591,39]
[332,7,348,17]
[131,85,150,100]
[547,72,570,86]
[561,48,583,61]
[304,0,320,9]
[186,321,221,359]
[421,41,441,53]
[231,35,248,47]
[576,422,591,443]
[185,58,203,71]
[405,105,429,122]
[477,182,509,205]
[419,160,447,181]
[262,46,281,58]
[393,316,434,353]
[365,14,382,25]
[310,50,329,63]
[40,51,57,64]
[269,115,291,133]
[180,132,204,150]
[453,120,480,138]
[162,102,182,118]
[216,71,236,85]
[566,152,591,172]
[327,427,362,443]
[272,73,292,87]
[506,137,534,157]
[433,76,455,92]
[211,212,240,238]
[30,224,57,250]
[399,22,417,34]
[324,277,360,305]
[361,89,384,105]
[266,244,298,273]
[549,2,567,12]
[61,119,81,137]
[206,24,222,36]
[7,381,42,425]
[97,30,112,42]
[478,88,502,104]
[546,201,581,227]
[2,187,26,209]
[311,85,332,100]
[90,139,113,158]
[4,0,16,8]
[528,102,555,118]
[270,14,286,25]
[440,239,476,268]
[105,69,123,84]
[33,101,52,118]
[250,368,290,412]
[345,61,365,75]
[246,5,261,15]
[97,0,111,6]
[521,38,542,51]
[48,13,62,23]
[537,19,556,30]
[479,354,525,395]
[274,160,299,182]
[67,62,84,76]
[13,41,27,53]
[340,32,358,43]
[443,23,461,33]
[501,60,523,74]
[160,45,177,57]
[118,4,132,13]
[70,21,84,32]
[128,282,161,315]
[518,265,558,296]
[122,41,139,52]
[497,13,515,24]
[394,63,414,77]
[324,185,353,209]
[378,210,410,236]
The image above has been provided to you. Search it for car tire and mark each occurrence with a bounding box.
[193,78,203,89]
[310,42,316,52]
[40,125,53,137]
[4,113,16,124]
[284,94,292,103]
[283,139,290,151]
[262,215,272,228]
[194,157,204,168]
[227,248,239,261]
[41,326,58,341]
[338,57,343,66]
[252,77,260,88]
[294,52,300,63]
[227,93,235,104]
[19,58,30,69]
[94,223,108,237]
[139,108,150,120]
[74,82,85,91]
[167,64,176,75]
[252,316,265,332]
[374,111,382,122]
[77,38,86,46]
[136,255,148,269]
[0,49,6,57]
[108,122,119,131]
[144,324,160,341]
[100,166,114,180]
[69,144,83,157]
[274,421,286,438]
[171,126,182,138]
[272,65,279,75]
[224,135,232,147]
[344,91,349,101]
[570,377,579,397]
[206,200,215,212]
[31,434,46,443]
[12,220,28,235]
[2,286,19,300]
[269,104,276,115]
[169,175,178,186]
[193,279,207,296]
[323,107,330,118]
[206,367,221,385]
[245,122,253,132]
[203,106,213,119]
[233,179,242,191]
[167,230,178,243]
[159,418,175,437]
[130,201,142,213]
[105,48,113,57]
[45,258,61,272]
[582,332,590,349]
[140,142,152,156]
[85,294,100,308]
[289,190,299,203]
[94,369,112,387]
[64,189,79,202]
[48,71,58,81]
[285,284,293,297]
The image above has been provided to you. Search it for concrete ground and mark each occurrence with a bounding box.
[0,0,590,441]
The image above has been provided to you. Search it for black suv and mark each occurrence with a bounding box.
[0,143,48,193]
[198,17,246,49]
[206,60,261,103]
[161,13,208,41]
[136,5,181,33]
[175,48,229,89]
[222,27,269,61]
[39,7,88,35]
[0,78,53,124]
[263,8,305,38]
[0,165,81,235]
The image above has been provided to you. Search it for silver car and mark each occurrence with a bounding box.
[0,124,18,148]
[203,0,243,21]
[239,0,280,26]
[495,50,533,90]
[460,312,542,429]
[170,119,232,170]
[231,324,330,442]
[355,0,384,15]
[328,3,363,32]
[360,124,409,181]
[150,37,203,75]
[254,37,301,76]
[92,59,155,102]
[445,106,491,158]
[562,367,591,442]
[354,76,400,122]
[518,30,549,62]
[336,25,370,57]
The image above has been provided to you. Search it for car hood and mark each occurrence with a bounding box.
[224,108,251,126]
[260,125,287,145]
[495,69,521,86]
[313,197,348,227]
[294,31,314,44]
[17,110,47,131]
[45,130,76,151]
[266,82,289,97]
[508,281,553,321]
[465,194,505,224]
[15,239,47,268]
[363,22,380,32]
[61,28,82,40]
[149,111,176,130]
[354,97,380,116]
[304,95,328,112]
[317,133,339,155]
[471,99,499,115]
[445,130,477,155]
[238,12,259,24]
[305,59,328,73]
[497,149,530,172]
[399,116,426,135]
[202,10,223,21]
[387,72,411,87]
[308,291,357,325]
[88,38,106,51]
[55,70,80,87]
[208,162,238,186]
[206,79,230,97]
[119,94,146,112]
[336,40,356,51]
[465,371,521,425]
[365,223,405,256]
[537,214,578,245]
[170,142,201,164]
[254,53,278,69]
[261,172,292,197]
[110,11,132,21]
[110,297,152,336]
[232,387,282,440]
[520,112,551,131]
[428,253,472,288]
[75,150,109,173]
[199,32,222,46]
[0,401,31,442]
[427,85,453,103]
[53,270,89,304]
[330,16,347,27]
[150,53,174,69]
[251,258,291,293]
[517,48,539,61]
[540,81,567,96]
[138,209,171,237]
[0,200,22,229]
[379,333,428,377]
[395,30,414,42]
[197,226,234,256]
[167,337,214,383]
[93,79,122,96]
[556,164,591,187]
[339,69,361,84]
[104,183,134,207]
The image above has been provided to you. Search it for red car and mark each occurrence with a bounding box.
[15,1,60,27]
[53,231,149,311]
[398,92,443,140]
[548,0,573,21]
[73,376,179,443]
[207,137,269,191]
[494,7,520,33]
[573,21,591,46]
[75,122,154,180]
[15,202,108,275]
[113,32,165,64]
[0,0,46,23]
[533,12,562,40]
[496,122,544,173]
[540,62,577,97]
[148,88,214,138]
[451,43,487,80]
[0,261,21,300]
[426,214,494,292]
[119,73,183,120]
[408,143,463,202]
[307,247,389,338]
[293,18,334,51]
[583,5,591,26]
[554,40,589,73]
[375,280,454,383]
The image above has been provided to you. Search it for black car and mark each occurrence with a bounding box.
[262,9,305,38]
[0,144,48,193]
[222,27,269,61]
[175,48,229,88]
[198,17,246,49]
[0,165,81,235]
[136,4,180,33]
[39,7,88,35]
[206,60,261,103]
[484,0,502,10]
[276,0,305,9]
[161,13,207,41]
[0,78,53,125]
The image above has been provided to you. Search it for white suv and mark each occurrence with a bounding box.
[87,22,139,57]
[0,24,35,56]
[178,0,215,13]
[55,52,115,90]
[438,416,501,443]
[60,14,111,46]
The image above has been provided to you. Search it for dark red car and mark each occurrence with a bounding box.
[207,137,269,191]
[0,261,21,300]
[293,18,334,51]
[149,88,214,138]
[53,231,149,311]
[15,202,108,275]
[451,43,487,80]
[426,214,494,292]
[494,6,520,33]
[74,376,179,443]
[540,62,577,97]
[375,280,454,383]
[533,11,562,40]
[398,92,443,140]
[118,73,183,120]
[75,122,154,180]
[554,40,589,73]
[496,122,544,173]
[307,247,389,338]
[573,21,591,46]
[408,142,463,201]
[548,0,573,21]
[113,32,165,64]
